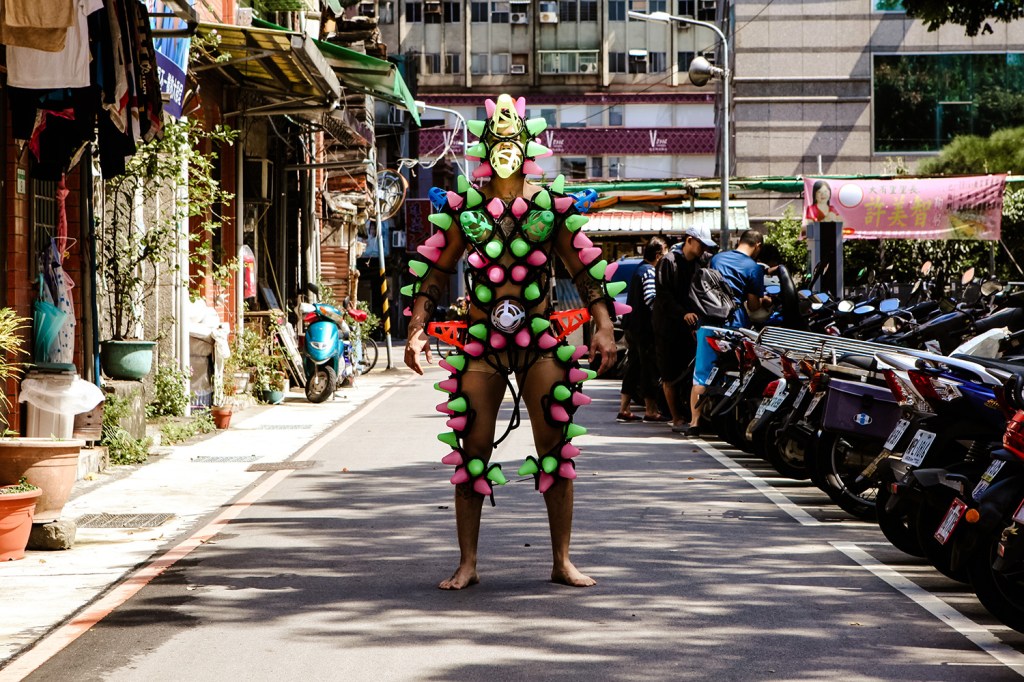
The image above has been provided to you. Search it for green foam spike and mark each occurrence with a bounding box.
[518,457,539,476]
[484,240,504,259]
[526,141,550,158]
[467,142,488,158]
[565,423,588,439]
[467,119,486,137]
[531,317,551,334]
[606,280,628,298]
[475,285,493,304]
[565,214,589,232]
[456,176,470,192]
[400,284,416,297]
[524,283,541,301]
[466,187,484,208]
[446,354,467,371]
[550,174,565,193]
[510,238,530,258]
[583,369,597,381]
[553,385,572,401]
[487,465,508,485]
[534,190,551,209]
[468,323,488,339]
[541,456,558,474]
[556,345,577,363]
[409,260,429,277]
[438,432,459,447]
[525,117,547,136]
[467,458,485,477]
[428,213,453,230]
[447,396,468,412]
[588,260,608,280]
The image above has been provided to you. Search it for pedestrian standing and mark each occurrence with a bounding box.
[617,236,668,423]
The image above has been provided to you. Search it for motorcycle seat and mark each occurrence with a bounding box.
[951,354,1024,378]
[836,353,878,372]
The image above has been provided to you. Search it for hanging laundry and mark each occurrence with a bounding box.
[0,0,74,52]
[6,0,103,89]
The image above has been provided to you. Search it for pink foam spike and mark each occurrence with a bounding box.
[510,265,528,282]
[514,96,527,117]
[537,333,558,350]
[424,231,447,249]
[571,345,589,362]
[451,468,471,485]
[538,472,556,494]
[488,265,504,284]
[558,462,578,480]
[464,341,484,357]
[568,368,589,383]
[522,159,544,175]
[613,301,632,316]
[549,404,570,422]
[438,378,458,393]
[473,478,493,496]
[604,261,619,281]
[446,191,464,209]
[472,162,493,179]
[490,332,507,350]
[573,232,593,249]
[439,359,457,373]
[561,443,581,459]
[579,247,602,265]
[466,155,482,162]
[403,307,412,317]
[571,392,592,407]
[436,401,455,415]
[526,250,548,267]
[446,415,468,431]
[487,197,505,219]
[511,197,529,218]
[553,196,574,213]
[441,450,463,466]
[515,328,532,348]
[416,245,441,262]
[468,251,488,269]
[484,98,496,117]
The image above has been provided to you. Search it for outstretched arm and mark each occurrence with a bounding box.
[404,225,467,374]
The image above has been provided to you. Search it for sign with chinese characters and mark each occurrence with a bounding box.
[418,127,715,157]
[404,199,432,252]
[148,1,192,119]
[803,175,1006,241]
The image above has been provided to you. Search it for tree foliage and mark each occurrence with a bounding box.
[917,126,1024,175]
[901,0,1024,36]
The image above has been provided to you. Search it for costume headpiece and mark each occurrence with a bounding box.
[465,94,552,179]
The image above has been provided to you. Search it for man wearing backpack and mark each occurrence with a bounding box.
[678,229,772,438]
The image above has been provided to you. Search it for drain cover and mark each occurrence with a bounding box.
[247,460,319,472]
[240,424,313,430]
[192,455,258,463]
[76,513,175,528]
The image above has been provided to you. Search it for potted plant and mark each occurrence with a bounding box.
[0,478,42,561]
[253,352,287,405]
[211,355,239,430]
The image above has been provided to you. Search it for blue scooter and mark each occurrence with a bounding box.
[299,301,354,403]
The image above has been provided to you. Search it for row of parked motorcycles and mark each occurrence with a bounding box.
[697,261,1024,632]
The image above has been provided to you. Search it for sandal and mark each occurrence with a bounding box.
[616,412,643,422]
[643,414,671,423]
[674,424,701,436]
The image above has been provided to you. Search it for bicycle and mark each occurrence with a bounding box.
[355,336,379,374]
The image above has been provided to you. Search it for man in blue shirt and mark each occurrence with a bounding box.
[678,230,772,437]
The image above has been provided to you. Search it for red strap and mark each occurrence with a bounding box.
[426,321,468,350]
[549,308,591,341]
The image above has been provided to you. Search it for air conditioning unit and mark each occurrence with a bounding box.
[510,64,526,74]
[538,11,558,23]
[510,12,528,24]
[579,62,598,74]
[425,1,441,13]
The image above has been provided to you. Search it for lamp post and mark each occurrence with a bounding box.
[628,10,732,249]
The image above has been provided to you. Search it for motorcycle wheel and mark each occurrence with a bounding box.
[875,483,925,558]
[813,432,879,521]
[968,529,1024,634]
[914,495,970,583]
[305,365,337,403]
[765,420,811,480]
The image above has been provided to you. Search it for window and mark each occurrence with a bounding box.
[445,54,462,74]
[476,106,487,120]
[590,157,603,178]
[586,104,604,126]
[31,179,56,281]
[358,2,376,17]
[609,52,627,73]
[649,52,667,72]
[425,3,441,23]
[379,1,395,22]
[649,0,667,11]
[540,108,557,126]
[511,53,529,73]
[406,1,422,21]
[443,1,460,21]
[511,1,529,20]
[629,53,648,74]
[491,52,511,74]
[471,1,488,21]
[579,1,597,21]
[697,0,716,21]
[677,0,694,15]
[874,52,1024,152]
[423,53,441,73]
[491,1,510,22]
[629,0,647,10]
[608,105,623,126]
[540,51,599,74]
[471,53,489,74]
[678,50,695,71]
[608,0,625,20]
[874,0,904,10]
[559,0,577,22]
[609,157,622,178]
[560,157,587,179]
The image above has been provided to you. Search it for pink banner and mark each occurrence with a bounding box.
[803,175,1006,241]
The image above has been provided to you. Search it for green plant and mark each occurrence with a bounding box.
[0,477,38,494]
[101,394,151,465]
[0,308,28,426]
[344,300,381,343]
[763,207,809,279]
[159,411,216,445]
[146,364,191,419]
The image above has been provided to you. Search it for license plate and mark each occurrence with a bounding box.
[806,392,824,415]
[766,384,789,412]
[901,430,937,467]
[973,460,1007,501]
[755,398,770,419]
[739,372,754,393]
[884,419,911,451]
[934,498,968,545]
[724,379,740,397]
[706,366,718,384]
[793,385,808,406]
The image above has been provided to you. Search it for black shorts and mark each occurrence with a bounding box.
[655,323,696,385]
[621,330,659,400]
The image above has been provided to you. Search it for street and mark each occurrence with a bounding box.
[14,369,1024,681]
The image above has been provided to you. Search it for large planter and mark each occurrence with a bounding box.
[0,488,42,561]
[261,389,285,405]
[100,340,156,380]
[0,439,85,523]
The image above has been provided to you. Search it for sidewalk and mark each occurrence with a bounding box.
[0,369,410,668]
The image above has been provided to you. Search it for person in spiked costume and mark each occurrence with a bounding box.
[403,94,628,589]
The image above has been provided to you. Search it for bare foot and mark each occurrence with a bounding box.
[438,565,480,590]
[551,562,597,587]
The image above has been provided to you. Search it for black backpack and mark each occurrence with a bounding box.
[689,264,737,324]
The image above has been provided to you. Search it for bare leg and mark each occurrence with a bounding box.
[690,384,706,428]
[438,365,506,590]
[618,392,633,416]
[663,381,683,426]
[519,358,597,587]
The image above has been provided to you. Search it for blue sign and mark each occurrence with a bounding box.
[148,1,192,119]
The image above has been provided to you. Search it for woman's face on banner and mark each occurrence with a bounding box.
[815,184,831,203]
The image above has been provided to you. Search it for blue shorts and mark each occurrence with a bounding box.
[693,327,717,386]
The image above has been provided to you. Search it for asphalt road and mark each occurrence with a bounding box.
[21,371,1024,681]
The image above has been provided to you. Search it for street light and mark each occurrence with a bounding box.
[628,10,732,249]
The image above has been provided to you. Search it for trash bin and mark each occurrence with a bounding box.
[19,372,105,439]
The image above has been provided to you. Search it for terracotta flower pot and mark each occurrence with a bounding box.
[211,407,232,429]
[0,487,42,561]
[0,439,85,524]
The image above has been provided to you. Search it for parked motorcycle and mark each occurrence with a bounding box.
[299,300,355,403]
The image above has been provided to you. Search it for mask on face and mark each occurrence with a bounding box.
[489,141,524,178]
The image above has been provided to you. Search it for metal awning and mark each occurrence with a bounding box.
[585,205,750,237]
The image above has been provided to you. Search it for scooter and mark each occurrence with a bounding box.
[299,300,354,403]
